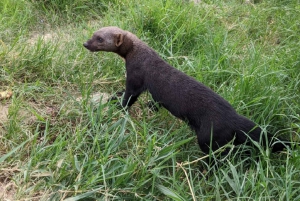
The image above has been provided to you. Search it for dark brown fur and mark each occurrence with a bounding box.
[83,26,287,154]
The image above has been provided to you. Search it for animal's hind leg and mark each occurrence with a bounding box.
[196,129,229,167]
[196,126,236,156]
[195,128,218,155]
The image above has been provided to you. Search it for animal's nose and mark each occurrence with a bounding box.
[83,42,88,47]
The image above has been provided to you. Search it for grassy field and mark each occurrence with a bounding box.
[1,0,300,200]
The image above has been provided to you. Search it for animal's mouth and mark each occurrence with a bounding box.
[83,46,96,52]
[83,42,94,51]
[83,45,98,52]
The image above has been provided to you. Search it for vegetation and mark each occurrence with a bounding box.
[1,0,299,200]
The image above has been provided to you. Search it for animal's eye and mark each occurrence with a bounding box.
[98,37,104,43]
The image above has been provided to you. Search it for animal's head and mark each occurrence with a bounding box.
[83,26,126,52]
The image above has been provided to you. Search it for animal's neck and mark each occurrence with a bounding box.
[115,33,135,58]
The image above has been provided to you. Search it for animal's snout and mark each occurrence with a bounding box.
[83,42,89,48]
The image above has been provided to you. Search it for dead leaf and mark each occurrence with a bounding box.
[0,90,13,100]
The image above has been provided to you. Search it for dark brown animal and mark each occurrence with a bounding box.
[83,26,287,155]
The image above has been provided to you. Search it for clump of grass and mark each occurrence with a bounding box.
[30,0,113,23]
[0,0,299,200]
[0,0,36,42]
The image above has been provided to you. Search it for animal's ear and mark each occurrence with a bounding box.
[115,34,124,47]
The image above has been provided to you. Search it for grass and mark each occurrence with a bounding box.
[0,0,300,200]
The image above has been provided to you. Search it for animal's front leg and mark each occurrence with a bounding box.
[107,88,141,109]
[122,78,144,108]
[122,90,139,108]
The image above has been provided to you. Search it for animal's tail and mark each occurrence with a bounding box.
[234,115,291,153]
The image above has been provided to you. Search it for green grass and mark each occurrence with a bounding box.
[1,0,300,200]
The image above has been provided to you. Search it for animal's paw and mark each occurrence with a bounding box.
[107,90,124,102]
[107,90,125,109]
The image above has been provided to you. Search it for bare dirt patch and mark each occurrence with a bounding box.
[0,105,9,124]
[0,181,16,201]
[0,171,17,201]
[76,92,110,104]
[26,26,72,46]
[0,103,38,127]
[27,32,59,45]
